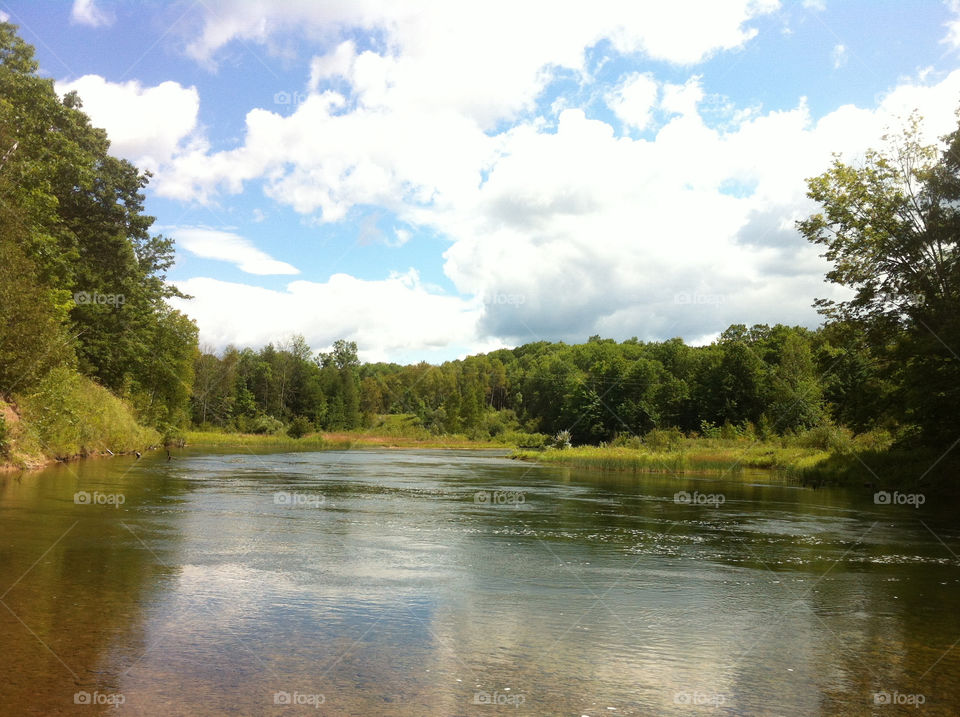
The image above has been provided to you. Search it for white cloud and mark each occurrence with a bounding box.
[183,0,780,129]
[945,0,960,48]
[606,72,659,131]
[661,76,705,117]
[171,271,481,362]
[832,43,848,69]
[802,0,826,10]
[153,63,960,347]
[55,75,199,172]
[70,0,113,28]
[171,227,300,275]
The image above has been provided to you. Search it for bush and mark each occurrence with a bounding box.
[15,367,159,458]
[287,416,313,439]
[699,420,721,439]
[644,427,684,451]
[794,424,854,453]
[499,430,549,448]
[0,412,8,458]
[611,434,643,449]
[720,421,745,440]
[553,429,572,449]
[250,415,285,435]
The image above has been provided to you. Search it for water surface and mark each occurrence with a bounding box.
[1,449,957,715]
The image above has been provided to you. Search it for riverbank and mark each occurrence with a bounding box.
[0,369,160,471]
[183,429,513,451]
[512,435,960,494]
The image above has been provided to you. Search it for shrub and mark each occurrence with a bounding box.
[720,421,745,440]
[15,367,158,458]
[500,430,549,448]
[0,412,8,457]
[287,415,313,439]
[795,424,854,453]
[644,427,684,451]
[611,434,643,449]
[553,429,572,449]
[699,420,721,439]
[250,415,285,435]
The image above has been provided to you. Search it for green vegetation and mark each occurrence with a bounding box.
[513,428,876,476]
[0,23,194,466]
[2,369,159,467]
[1,22,958,489]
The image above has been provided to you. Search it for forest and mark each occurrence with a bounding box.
[1,21,958,465]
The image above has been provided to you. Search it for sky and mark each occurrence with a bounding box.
[4,0,960,363]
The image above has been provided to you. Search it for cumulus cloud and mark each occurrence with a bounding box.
[70,0,113,28]
[945,0,960,48]
[171,227,299,275]
[182,0,779,129]
[129,1,960,355]
[55,75,199,172]
[171,271,481,362]
[606,72,659,131]
[157,65,960,347]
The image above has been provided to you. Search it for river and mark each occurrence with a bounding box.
[0,448,957,715]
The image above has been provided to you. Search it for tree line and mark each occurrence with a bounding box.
[189,323,889,445]
[0,23,196,439]
[1,21,956,452]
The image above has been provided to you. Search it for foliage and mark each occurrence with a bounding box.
[0,23,197,436]
[250,415,285,435]
[798,115,960,445]
[643,427,684,451]
[0,410,8,457]
[287,415,313,439]
[14,367,159,460]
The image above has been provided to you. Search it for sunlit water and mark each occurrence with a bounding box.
[1,449,957,715]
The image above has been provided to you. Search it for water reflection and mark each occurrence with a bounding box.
[0,450,957,715]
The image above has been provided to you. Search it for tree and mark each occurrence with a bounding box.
[798,116,960,443]
[768,333,825,432]
[0,23,197,428]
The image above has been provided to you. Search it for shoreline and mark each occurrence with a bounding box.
[0,430,513,473]
[511,443,960,495]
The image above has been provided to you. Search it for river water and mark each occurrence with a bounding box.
[0,448,957,715]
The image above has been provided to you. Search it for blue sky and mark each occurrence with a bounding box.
[4,0,960,362]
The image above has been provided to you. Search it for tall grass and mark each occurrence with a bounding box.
[184,430,339,450]
[12,367,159,462]
[512,427,896,479]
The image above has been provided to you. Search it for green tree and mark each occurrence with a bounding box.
[798,116,960,443]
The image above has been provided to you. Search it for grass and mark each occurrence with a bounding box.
[3,367,160,468]
[184,428,511,451]
[512,443,830,476]
[512,430,891,483]
[512,427,960,494]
